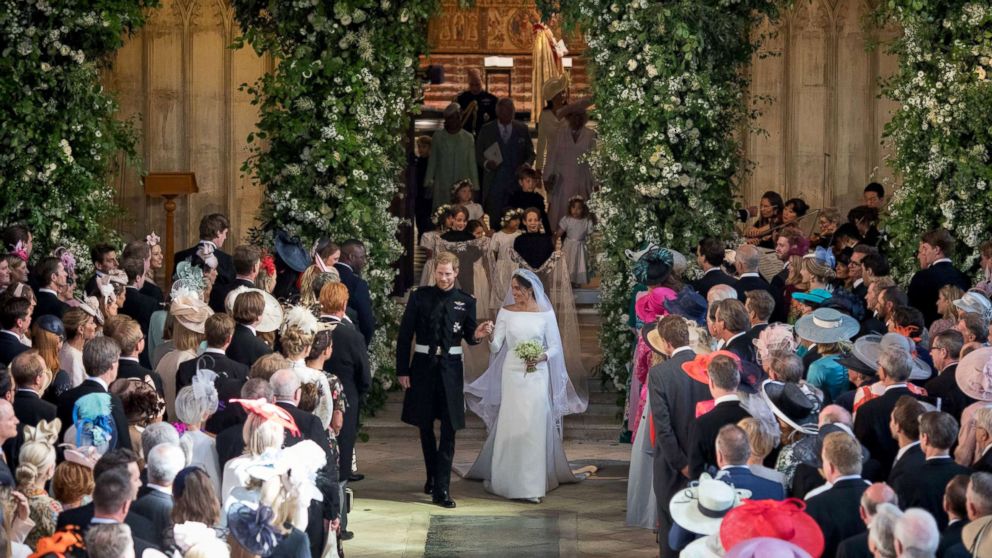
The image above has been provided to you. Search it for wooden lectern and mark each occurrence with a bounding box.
[144,172,198,284]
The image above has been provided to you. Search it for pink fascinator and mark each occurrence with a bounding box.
[12,240,28,262]
[62,445,100,469]
[145,232,161,247]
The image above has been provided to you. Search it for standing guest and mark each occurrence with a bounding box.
[155,292,212,419]
[111,378,165,461]
[0,296,31,366]
[15,418,61,548]
[975,240,992,299]
[174,213,235,288]
[693,238,738,300]
[867,504,903,558]
[931,285,968,341]
[973,407,992,473]
[476,97,535,226]
[84,523,137,558]
[121,240,157,307]
[0,399,16,481]
[648,316,708,558]
[174,373,222,496]
[5,254,29,292]
[396,253,492,508]
[713,424,785,500]
[33,257,69,320]
[770,228,809,323]
[861,278,896,337]
[544,101,597,227]
[31,316,71,405]
[6,351,57,469]
[909,228,971,327]
[214,379,274,469]
[141,234,165,304]
[455,68,498,137]
[118,258,157,337]
[506,166,552,235]
[795,308,860,403]
[926,330,974,421]
[107,316,162,398]
[318,283,370,489]
[737,417,786,486]
[52,447,97,512]
[84,243,119,296]
[225,290,272,367]
[55,337,132,450]
[893,508,941,558]
[836,482,900,558]
[805,432,871,558]
[131,443,185,548]
[938,474,972,557]
[425,104,479,213]
[555,196,594,287]
[707,299,756,366]
[208,244,260,314]
[335,239,375,346]
[848,245,878,303]
[687,353,751,477]
[863,182,885,209]
[176,313,248,406]
[848,206,881,246]
[744,191,784,249]
[854,345,922,478]
[0,257,10,292]
[962,473,992,556]
[80,467,158,554]
[955,312,988,345]
[743,290,774,344]
[889,396,927,488]
[3,224,33,262]
[60,307,98,388]
[54,449,152,537]
[896,412,972,530]
[735,244,774,303]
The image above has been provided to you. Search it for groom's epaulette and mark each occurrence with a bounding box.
[456,288,475,299]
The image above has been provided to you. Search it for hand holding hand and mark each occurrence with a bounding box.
[474,320,494,340]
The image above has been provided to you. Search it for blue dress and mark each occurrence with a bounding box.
[807,353,848,403]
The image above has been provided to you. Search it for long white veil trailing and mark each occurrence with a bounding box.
[464,269,587,431]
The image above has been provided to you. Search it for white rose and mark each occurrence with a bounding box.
[628,59,638,71]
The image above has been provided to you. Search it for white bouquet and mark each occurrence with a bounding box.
[514,339,545,373]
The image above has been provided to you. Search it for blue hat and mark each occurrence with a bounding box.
[273,230,311,273]
[794,308,859,344]
[663,286,707,326]
[36,315,65,340]
[792,288,832,307]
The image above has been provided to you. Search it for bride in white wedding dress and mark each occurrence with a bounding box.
[462,269,588,501]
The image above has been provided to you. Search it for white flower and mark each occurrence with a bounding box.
[646,64,657,78]
[628,59,638,71]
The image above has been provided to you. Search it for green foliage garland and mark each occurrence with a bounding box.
[535,0,783,395]
[877,2,992,280]
[230,0,439,413]
[0,0,156,270]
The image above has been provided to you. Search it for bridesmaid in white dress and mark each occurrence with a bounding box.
[464,269,587,502]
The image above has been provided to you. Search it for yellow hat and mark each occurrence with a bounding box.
[542,74,569,101]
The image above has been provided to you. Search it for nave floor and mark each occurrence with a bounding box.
[345,436,657,557]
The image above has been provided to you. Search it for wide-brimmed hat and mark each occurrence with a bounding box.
[962,515,992,558]
[634,248,674,286]
[225,286,284,333]
[670,473,751,536]
[720,500,823,558]
[836,349,877,378]
[760,380,820,435]
[682,350,741,385]
[954,291,992,322]
[791,288,833,308]
[956,346,992,402]
[641,323,666,355]
[635,286,677,324]
[274,230,310,273]
[170,294,213,334]
[625,241,660,262]
[665,286,708,326]
[541,73,569,100]
[794,308,859,344]
[852,333,932,381]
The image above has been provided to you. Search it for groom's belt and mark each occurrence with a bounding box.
[414,344,463,356]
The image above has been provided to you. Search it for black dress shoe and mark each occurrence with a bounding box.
[340,530,355,541]
[432,492,456,509]
[348,473,365,482]
[424,479,434,495]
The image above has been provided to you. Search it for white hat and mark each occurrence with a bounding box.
[954,291,992,321]
[670,473,751,536]
[225,287,284,333]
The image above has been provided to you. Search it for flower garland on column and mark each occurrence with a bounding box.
[0,1,156,268]
[535,0,784,394]
[877,2,992,280]
[230,1,439,413]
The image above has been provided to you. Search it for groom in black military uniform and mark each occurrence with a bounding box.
[397,252,493,508]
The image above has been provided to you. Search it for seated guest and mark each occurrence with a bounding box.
[973,406,992,473]
[7,351,57,469]
[688,354,751,477]
[84,243,119,296]
[713,424,784,500]
[938,474,972,557]
[795,308,859,403]
[131,443,185,548]
[743,289,774,344]
[33,256,69,320]
[226,290,273,367]
[893,508,941,558]
[118,257,158,337]
[836,482,899,558]
[895,411,971,530]
[926,330,974,421]
[782,197,809,226]
[208,244,260,314]
[909,228,971,327]
[888,396,926,488]
[863,182,885,209]
[0,296,31,366]
[174,213,235,287]
[805,432,871,558]
[848,205,880,246]
[737,417,785,487]
[56,337,132,450]
[744,191,783,249]
[177,313,249,406]
[693,238,738,299]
